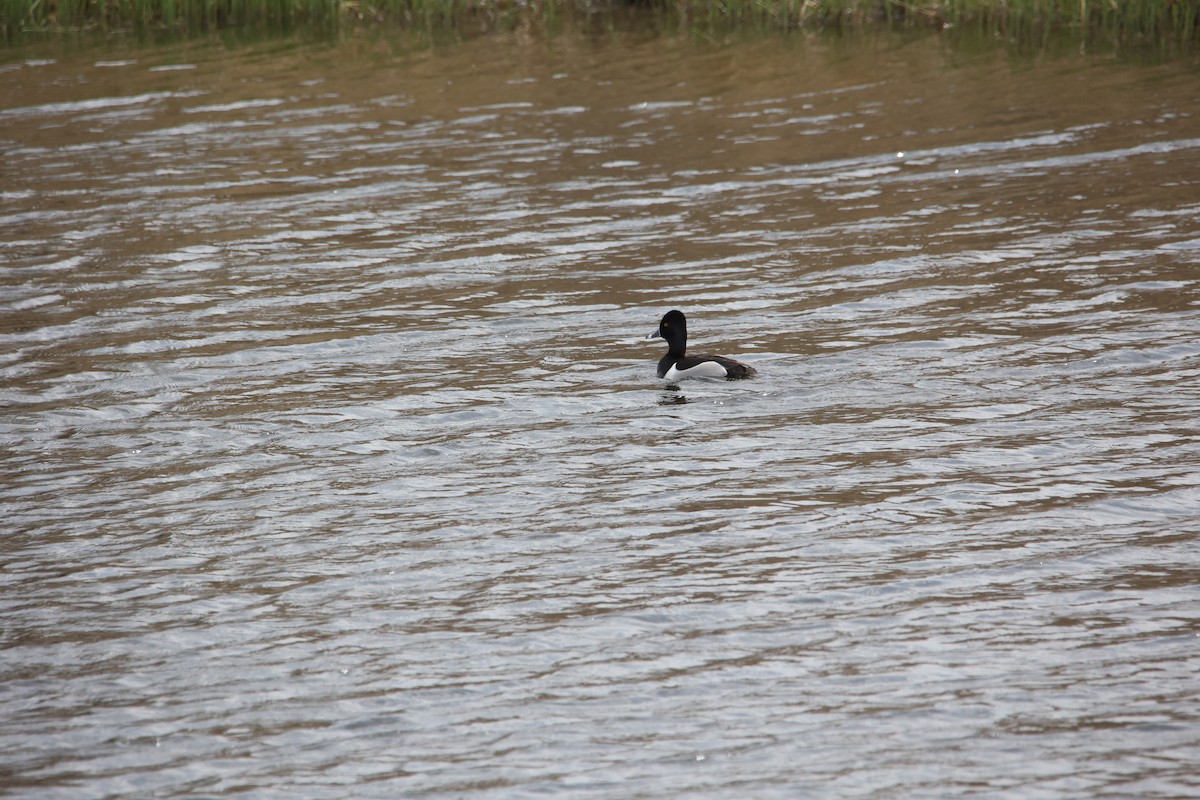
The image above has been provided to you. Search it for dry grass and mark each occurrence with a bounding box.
[2,0,1197,46]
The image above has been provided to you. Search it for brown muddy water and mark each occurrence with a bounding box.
[2,26,1199,798]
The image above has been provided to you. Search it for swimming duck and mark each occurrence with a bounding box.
[647,309,757,381]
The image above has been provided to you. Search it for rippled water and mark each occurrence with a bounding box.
[2,28,1199,798]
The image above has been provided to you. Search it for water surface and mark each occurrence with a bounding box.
[2,28,1199,798]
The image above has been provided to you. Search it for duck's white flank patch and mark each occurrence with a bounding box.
[664,361,729,381]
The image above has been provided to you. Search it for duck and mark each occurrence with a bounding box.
[647,309,757,381]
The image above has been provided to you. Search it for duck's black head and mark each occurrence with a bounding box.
[648,309,688,355]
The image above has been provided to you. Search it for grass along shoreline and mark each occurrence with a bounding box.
[3,0,1198,46]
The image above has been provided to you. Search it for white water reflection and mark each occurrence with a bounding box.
[2,29,1199,799]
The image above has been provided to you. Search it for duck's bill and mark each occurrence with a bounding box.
[646,330,663,340]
